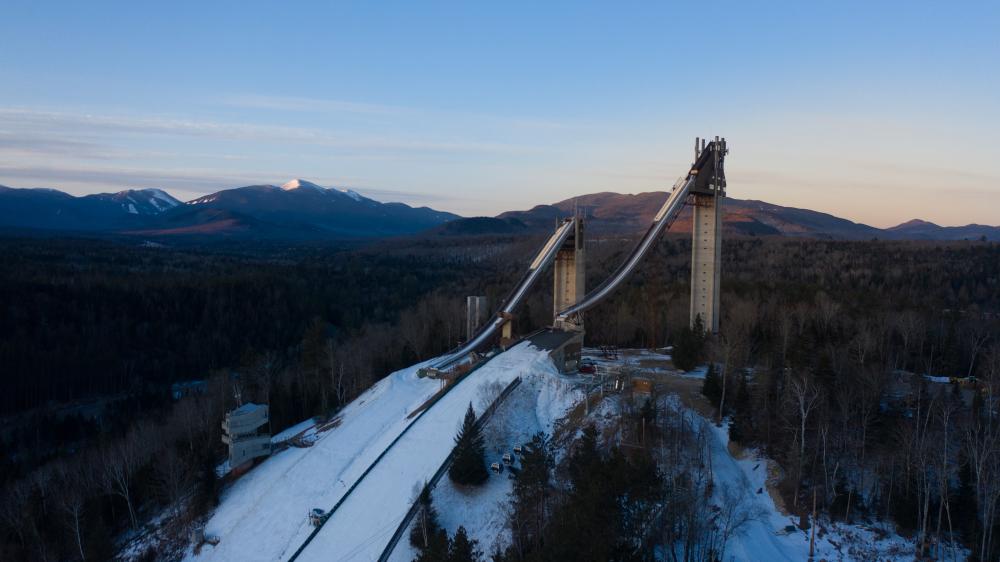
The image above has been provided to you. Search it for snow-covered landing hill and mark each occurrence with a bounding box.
[187,342,563,562]
[296,343,561,562]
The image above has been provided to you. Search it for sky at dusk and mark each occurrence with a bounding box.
[1,0,998,227]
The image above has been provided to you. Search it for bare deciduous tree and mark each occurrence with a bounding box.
[98,427,149,530]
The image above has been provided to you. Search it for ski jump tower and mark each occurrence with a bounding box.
[689,137,726,333]
[551,136,728,335]
[429,137,727,375]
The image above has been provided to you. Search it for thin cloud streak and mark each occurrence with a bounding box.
[222,94,576,132]
[225,94,412,116]
[0,107,548,155]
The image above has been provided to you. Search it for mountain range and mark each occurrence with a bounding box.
[0,180,458,239]
[0,182,996,241]
[492,191,999,241]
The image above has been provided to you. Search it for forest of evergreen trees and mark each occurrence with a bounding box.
[0,234,997,560]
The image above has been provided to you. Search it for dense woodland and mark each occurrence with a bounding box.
[0,234,997,560]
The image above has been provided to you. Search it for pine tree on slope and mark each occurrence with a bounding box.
[448,403,489,486]
[410,483,444,550]
[448,526,482,562]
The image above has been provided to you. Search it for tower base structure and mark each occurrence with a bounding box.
[553,219,585,332]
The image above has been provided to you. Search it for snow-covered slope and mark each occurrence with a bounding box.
[188,343,559,562]
[187,358,443,562]
[280,179,370,202]
[296,343,558,561]
[388,372,586,560]
[701,410,920,561]
[280,179,325,192]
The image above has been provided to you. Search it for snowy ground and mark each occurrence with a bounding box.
[271,419,316,443]
[186,357,445,562]
[296,343,561,562]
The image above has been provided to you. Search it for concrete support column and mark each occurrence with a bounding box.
[465,296,488,342]
[553,220,585,330]
[501,318,513,341]
[690,193,722,333]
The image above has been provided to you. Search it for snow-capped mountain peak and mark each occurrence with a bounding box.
[281,179,325,192]
[341,188,365,202]
[93,188,182,215]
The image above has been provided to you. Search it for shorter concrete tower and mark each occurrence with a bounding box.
[553,218,585,331]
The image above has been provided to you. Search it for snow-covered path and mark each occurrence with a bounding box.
[702,420,808,561]
[188,358,443,562]
[698,409,916,561]
[296,343,558,562]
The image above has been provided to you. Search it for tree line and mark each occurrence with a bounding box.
[0,234,996,559]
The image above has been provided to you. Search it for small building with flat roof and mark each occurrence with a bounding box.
[529,329,584,373]
[222,402,271,469]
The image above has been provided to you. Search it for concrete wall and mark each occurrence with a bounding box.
[690,194,722,333]
[222,403,269,438]
[228,434,271,467]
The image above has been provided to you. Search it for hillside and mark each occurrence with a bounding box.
[496,191,1000,240]
[0,185,178,231]
[886,218,1000,241]
[498,192,886,239]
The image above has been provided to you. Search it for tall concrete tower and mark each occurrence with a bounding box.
[553,218,585,331]
[689,137,727,333]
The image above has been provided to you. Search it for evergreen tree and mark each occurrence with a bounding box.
[509,433,553,556]
[567,425,602,491]
[447,526,482,562]
[410,483,444,549]
[729,371,752,443]
[701,363,722,405]
[414,529,449,562]
[448,403,488,486]
[673,315,705,371]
